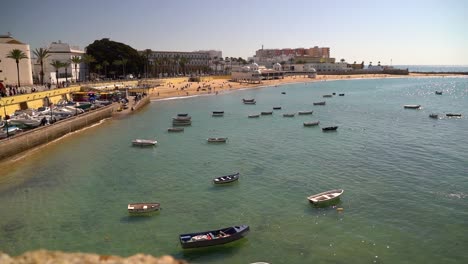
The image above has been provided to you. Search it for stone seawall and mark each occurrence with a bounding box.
[0,104,116,161]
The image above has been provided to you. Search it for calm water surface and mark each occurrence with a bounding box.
[1,77,467,264]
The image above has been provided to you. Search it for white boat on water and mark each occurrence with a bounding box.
[132,139,157,146]
[307,189,344,204]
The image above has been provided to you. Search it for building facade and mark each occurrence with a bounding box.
[32,41,85,85]
[0,34,33,86]
[253,46,334,67]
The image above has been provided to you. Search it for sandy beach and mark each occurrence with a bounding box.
[148,73,465,100]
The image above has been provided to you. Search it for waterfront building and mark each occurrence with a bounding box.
[253,46,335,68]
[0,34,33,86]
[32,41,85,84]
[146,50,212,76]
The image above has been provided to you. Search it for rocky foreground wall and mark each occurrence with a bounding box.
[0,250,187,264]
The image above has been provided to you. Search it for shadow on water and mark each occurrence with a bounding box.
[119,212,160,224]
[208,181,240,191]
[174,238,248,261]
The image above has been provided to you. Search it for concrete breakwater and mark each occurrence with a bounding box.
[0,104,115,161]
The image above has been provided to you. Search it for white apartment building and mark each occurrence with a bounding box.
[0,34,33,86]
[32,40,85,84]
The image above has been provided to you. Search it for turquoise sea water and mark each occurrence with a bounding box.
[0,77,467,263]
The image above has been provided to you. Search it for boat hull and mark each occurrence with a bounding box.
[213,172,240,184]
[180,225,249,249]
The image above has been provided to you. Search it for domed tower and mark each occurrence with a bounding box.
[250,63,259,71]
[273,63,282,71]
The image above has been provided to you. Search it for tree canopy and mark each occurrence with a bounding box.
[85,38,144,77]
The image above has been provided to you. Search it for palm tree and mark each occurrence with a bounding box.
[102,60,109,78]
[33,48,50,85]
[113,60,123,77]
[95,64,102,77]
[50,60,64,88]
[70,56,82,83]
[62,61,71,83]
[179,56,189,75]
[143,49,152,78]
[121,58,128,77]
[7,49,28,87]
[82,54,96,81]
[340,58,345,63]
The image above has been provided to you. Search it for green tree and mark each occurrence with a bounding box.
[70,56,82,82]
[113,60,123,77]
[33,48,50,85]
[121,58,128,77]
[62,61,71,83]
[95,64,103,78]
[50,60,64,88]
[7,49,28,87]
[86,38,145,78]
[82,54,96,81]
[179,56,190,75]
[143,49,152,78]
[102,60,109,78]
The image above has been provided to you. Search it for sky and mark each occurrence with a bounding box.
[1,0,467,65]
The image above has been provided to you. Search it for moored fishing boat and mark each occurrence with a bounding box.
[168,127,184,132]
[303,121,320,126]
[435,91,443,95]
[313,101,326,105]
[132,139,157,146]
[283,113,295,117]
[243,100,256,105]
[339,93,345,96]
[261,111,273,115]
[404,104,421,109]
[213,172,240,184]
[212,111,224,116]
[248,114,260,118]
[273,106,282,110]
[446,113,462,117]
[128,202,160,215]
[429,114,438,119]
[322,126,338,131]
[242,98,255,102]
[307,189,344,205]
[298,111,313,115]
[323,94,333,98]
[173,116,191,121]
[177,113,189,117]
[207,137,227,143]
[179,225,250,249]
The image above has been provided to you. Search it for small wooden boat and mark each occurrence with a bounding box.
[273,106,282,110]
[179,225,250,249]
[404,105,421,109]
[132,139,157,146]
[298,111,313,115]
[313,101,326,105]
[172,121,192,126]
[323,94,333,98]
[307,189,344,204]
[243,101,256,105]
[128,202,160,215]
[303,121,320,126]
[332,92,336,95]
[435,91,443,95]
[429,114,438,119]
[213,172,240,184]
[242,98,255,102]
[339,93,345,96]
[168,127,184,132]
[248,114,260,118]
[177,113,189,117]
[207,137,227,143]
[173,116,191,121]
[261,111,273,115]
[283,113,295,117]
[212,111,224,116]
[281,92,286,94]
[446,113,462,117]
[322,126,338,131]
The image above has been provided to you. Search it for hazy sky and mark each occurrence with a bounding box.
[1,0,467,65]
